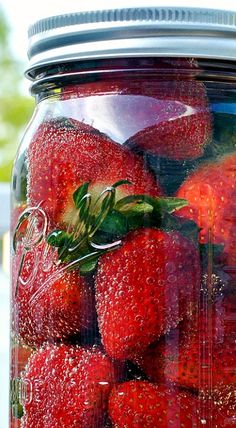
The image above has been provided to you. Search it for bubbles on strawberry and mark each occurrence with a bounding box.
[21,344,119,428]
[96,228,200,361]
[12,241,96,347]
[27,118,161,229]
[108,381,199,428]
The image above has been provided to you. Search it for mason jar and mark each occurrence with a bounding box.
[10,6,236,428]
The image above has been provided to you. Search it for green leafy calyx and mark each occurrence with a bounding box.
[47,181,188,274]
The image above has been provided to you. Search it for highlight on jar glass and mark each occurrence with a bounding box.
[10,5,236,428]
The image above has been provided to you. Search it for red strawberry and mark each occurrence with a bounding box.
[108,380,198,427]
[126,80,212,160]
[61,60,211,160]
[136,293,236,391]
[196,384,236,427]
[27,118,161,228]
[10,419,21,428]
[11,343,33,378]
[211,384,236,427]
[82,82,210,160]
[176,154,236,272]
[95,227,200,360]
[11,204,27,234]
[134,326,180,386]
[21,344,117,428]
[62,58,200,103]
[12,241,95,347]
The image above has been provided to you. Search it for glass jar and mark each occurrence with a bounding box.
[10,6,236,428]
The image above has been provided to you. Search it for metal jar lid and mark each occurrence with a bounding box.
[26,5,236,78]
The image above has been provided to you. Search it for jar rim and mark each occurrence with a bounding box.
[26,6,236,78]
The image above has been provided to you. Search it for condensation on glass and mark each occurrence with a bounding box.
[10,6,236,428]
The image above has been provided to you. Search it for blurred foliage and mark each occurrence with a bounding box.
[0,7,34,182]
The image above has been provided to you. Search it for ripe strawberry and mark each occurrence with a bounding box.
[12,241,95,347]
[11,204,27,234]
[108,380,198,427]
[126,79,212,160]
[95,227,200,360]
[195,384,236,427]
[62,58,200,104]
[27,118,161,229]
[211,384,236,427]
[136,293,235,391]
[21,344,117,428]
[10,419,21,428]
[63,76,211,160]
[176,154,236,271]
[74,79,211,160]
[11,343,33,378]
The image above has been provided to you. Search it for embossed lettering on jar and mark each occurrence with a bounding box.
[10,6,236,428]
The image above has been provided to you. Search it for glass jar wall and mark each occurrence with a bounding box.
[10,57,236,428]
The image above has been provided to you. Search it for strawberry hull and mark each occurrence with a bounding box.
[27,118,161,229]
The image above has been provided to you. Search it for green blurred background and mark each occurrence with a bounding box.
[0,6,33,182]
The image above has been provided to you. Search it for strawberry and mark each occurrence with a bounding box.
[108,380,198,427]
[61,58,211,161]
[196,384,236,427]
[176,154,236,272]
[136,293,236,392]
[11,204,27,234]
[134,326,180,386]
[211,384,236,427]
[12,241,95,347]
[21,344,117,428]
[10,420,21,428]
[95,227,200,360]
[126,80,212,160]
[62,58,200,104]
[63,76,211,161]
[11,343,33,378]
[27,118,161,229]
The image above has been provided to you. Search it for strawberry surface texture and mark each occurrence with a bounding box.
[176,154,236,271]
[10,55,236,428]
[12,242,95,347]
[27,118,161,229]
[62,70,211,160]
[136,293,236,392]
[108,380,199,427]
[21,344,117,428]
[96,228,200,360]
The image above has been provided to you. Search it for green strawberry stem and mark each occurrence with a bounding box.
[46,180,191,274]
[114,194,188,215]
[45,180,224,275]
[66,239,122,272]
[88,187,116,237]
[13,181,225,279]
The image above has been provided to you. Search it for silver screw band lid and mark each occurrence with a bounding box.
[26,6,236,78]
